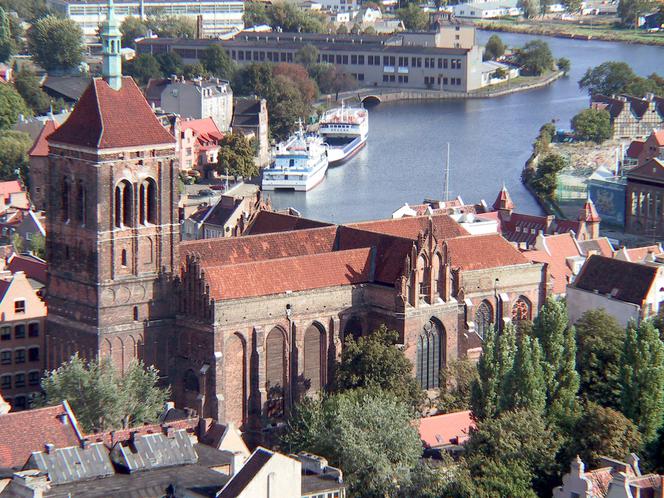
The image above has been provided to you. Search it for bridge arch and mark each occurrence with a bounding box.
[361,95,381,106]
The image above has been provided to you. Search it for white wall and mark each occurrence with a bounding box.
[237,451,302,498]
[566,286,641,327]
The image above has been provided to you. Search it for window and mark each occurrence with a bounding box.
[13,395,26,409]
[398,75,408,83]
[28,323,39,338]
[351,54,357,64]
[357,73,364,81]
[14,373,25,388]
[28,371,40,386]
[133,306,139,321]
[14,324,25,339]
[512,296,532,323]
[14,300,25,314]
[28,347,39,362]
[0,326,9,341]
[61,178,70,222]
[416,319,445,390]
[0,375,10,389]
[0,350,10,365]
[15,349,25,364]
[358,55,364,64]
[121,249,127,267]
[76,181,86,224]
[475,301,493,339]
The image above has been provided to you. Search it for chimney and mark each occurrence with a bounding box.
[44,443,55,454]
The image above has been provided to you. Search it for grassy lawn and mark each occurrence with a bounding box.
[475,18,664,45]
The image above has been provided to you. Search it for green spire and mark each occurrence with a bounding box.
[101,0,122,90]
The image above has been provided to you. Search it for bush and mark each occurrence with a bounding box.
[571,108,612,144]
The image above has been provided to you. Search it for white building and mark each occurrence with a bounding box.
[160,77,234,132]
[320,0,359,12]
[47,0,244,42]
[453,1,521,18]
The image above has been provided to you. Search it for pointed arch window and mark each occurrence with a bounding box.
[266,327,287,419]
[416,319,445,390]
[512,296,532,323]
[139,178,157,225]
[475,300,493,339]
[418,255,430,303]
[114,180,133,228]
[76,181,86,225]
[61,178,70,222]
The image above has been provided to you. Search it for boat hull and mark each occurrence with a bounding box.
[261,160,328,191]
[327,135,367,166]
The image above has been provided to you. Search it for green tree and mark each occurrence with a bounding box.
[41,355,170,432]
[11,232,23,253]
[202,45,235,80]
[14,66,51,114]
[123,53,162,86]
[572,108,613,144]
[0,7,13,63]
[0,84,28,129]
[618,0,656,27]
[464,409,561,496]
[310,63,356,98]
[437,359,478,413]
[282,388,422,497]
[335,324,425,411]
[532,297,580,424]
[531,152,566,200]
[575,309,624,410]
[518,0,540,18]
[147,15,196,38]
[27,15,83,72]
[515,39,554,76]
[216,132,257,179]
[501,334,546,415]
[620,320,664,442]
[243,1,271,27]
[119,16,148,49]
[155,51,183,77]
[562,0,582,12]
[29,232,45,259]
[0,130,32,181]
[564,402,642,468]
[295,44,319,69]
[483,34,505,61]
[557,57,571,75]
[396,3,428,30]
[624,76,663,98]
[579,61,637,96]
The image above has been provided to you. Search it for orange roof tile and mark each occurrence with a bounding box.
[244,211,332,235]
[28,119,58,157]
[348,214,468,240]
[48,77,175,150]
[446,234,529,270]
[205,248,373,300]
[418,410,475,448]
[0,404,82,469]
[624,244,663,262]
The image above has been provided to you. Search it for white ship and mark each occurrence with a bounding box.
[319,104,369,166]
[262,123,329,192]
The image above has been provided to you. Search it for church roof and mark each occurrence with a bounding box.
[446,234,529,270]
[347,214,468,240]
[48,77,175,150]
[28,119,59,157]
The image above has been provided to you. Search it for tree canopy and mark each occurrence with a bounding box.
[0,83,29,130]
[334,324,425,411]
[119,16,148,49]
[215,132,257,179]
[41,355,170,432]
[579,61,637,96]
[244,1,326,33]
[146,15,196,38]
[202,45,236,80]
[530,152,566,200]
[515,40,554,76]
[123,53,163,86]
[282,388,422,497]
[27,15,83,72]
[0,130,32,181]
[484,34,505,61]
[14,66,51,115]
[572,108,612,144]
[396,4,428,31]
[0,7,14,63]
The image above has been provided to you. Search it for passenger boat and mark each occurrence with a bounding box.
[319,104,369,166]
[261,122,329,192]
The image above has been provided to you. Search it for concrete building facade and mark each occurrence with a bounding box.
[160,78,234,132]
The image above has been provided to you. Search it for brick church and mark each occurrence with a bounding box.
[42,1,548,432]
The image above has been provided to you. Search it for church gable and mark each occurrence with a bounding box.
[628,158,664,183]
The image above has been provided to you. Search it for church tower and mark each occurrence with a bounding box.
[44,0,179,373]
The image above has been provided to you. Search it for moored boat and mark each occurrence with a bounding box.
[319,104,369,166]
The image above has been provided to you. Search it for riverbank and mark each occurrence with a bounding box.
[319,70,563,105]
[475,19,664,46]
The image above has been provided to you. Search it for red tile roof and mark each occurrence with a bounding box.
[0,181,23,204]
[0,403,82,469]
[655,130,664,146]
[28,119,59,157]
[181,118,223,143]
[524,233,581,294]
[623,244,663,263]
[181,225,338,267]
[580,198,601,223]
[244,211,332,235]
[348,214,468,241]
[446,234,529,270]
[626,139,645,159]
[48,77,175,150]
[6,253,47,284]
[205,248,373,300]
[418,410,475,448]
[492,186,514,211]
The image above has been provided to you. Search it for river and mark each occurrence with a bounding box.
[269,32,664,224]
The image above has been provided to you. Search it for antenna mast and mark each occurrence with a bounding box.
[443,143,450,202]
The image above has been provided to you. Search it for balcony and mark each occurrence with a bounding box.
[383,66,395,73]
[397,67,409,74]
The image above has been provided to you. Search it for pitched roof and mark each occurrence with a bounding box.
[181,117,223,143]
[48,77,175,150]
[218,448,274,498]
[580,198,601,223]
[180,225,338,267]
[0,181,23,203]
[28,119,59,157]
[244,210,332,235]
[0,403,82,469]
[524,233,581,294]
[492,185,514,211]
[446,234,529,270]
[619,244,663,263]
[348,214,468,240]
[204,247,373,300]
[577,238,614,258]
[6,253,47,284]
[418,410,475,448]
[626,139,645,159]
[573,255,659,306]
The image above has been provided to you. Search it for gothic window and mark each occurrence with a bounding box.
[139,178,157,225]
[183,369,199,392]
[114,180,133,228]
[475,300,493,339]
[225,334,246,426]
[303,323,324,394]
[121,249,127,266]
[61,178,70,222]
[512,296,532,323]
[76,181,86,224]
[418,255,430,302]
[266,327,287,419]
[416,319,445,390]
